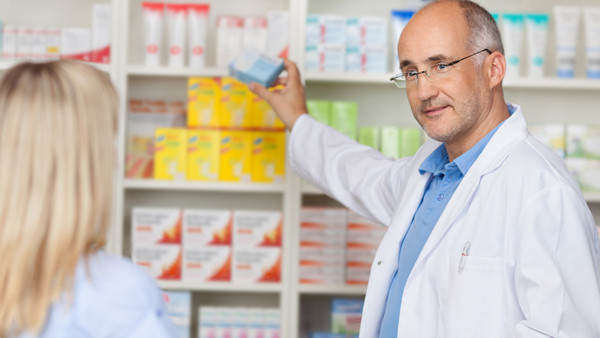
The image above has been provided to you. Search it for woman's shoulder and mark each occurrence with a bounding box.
[78,251,162,304]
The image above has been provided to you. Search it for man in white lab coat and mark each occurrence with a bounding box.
[249,0,600,336]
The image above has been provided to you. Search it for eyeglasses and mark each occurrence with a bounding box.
[390,48,491,88]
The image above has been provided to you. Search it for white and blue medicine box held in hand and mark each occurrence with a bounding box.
[228,48,284,88]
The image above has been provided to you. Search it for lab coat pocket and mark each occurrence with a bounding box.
[437,254,504,338]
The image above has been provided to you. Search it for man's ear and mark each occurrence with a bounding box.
[487,51,506,89]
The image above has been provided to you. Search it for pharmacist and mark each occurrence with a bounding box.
[249,0,600,336]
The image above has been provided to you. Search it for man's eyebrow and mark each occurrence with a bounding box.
[399,54,452,69]
[399,59,414,69]
[426,54,450,63]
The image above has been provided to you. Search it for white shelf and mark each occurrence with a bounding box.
[303,71,600,90]
[301,183,324,195]
[123,179,285,193]
[503,77,600,90]
[298,284,367,296]
[584,192,600,203]
[126,65,229,78]
[158,280,283,293]
[304,71,394,84]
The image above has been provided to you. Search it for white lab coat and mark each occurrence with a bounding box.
[288,104,600,337]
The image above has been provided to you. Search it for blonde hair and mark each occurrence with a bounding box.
[0,60,118,336]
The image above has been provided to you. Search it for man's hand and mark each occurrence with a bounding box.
[248,59,308,131]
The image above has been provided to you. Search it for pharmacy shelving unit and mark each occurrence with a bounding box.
[110,0,302,337]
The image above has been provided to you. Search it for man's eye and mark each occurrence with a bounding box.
[406,70,419,78]
[435,63,449,71]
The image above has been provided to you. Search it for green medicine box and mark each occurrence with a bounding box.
[306,100,331,126]
[330,101,358,140]
[359,127,380,150]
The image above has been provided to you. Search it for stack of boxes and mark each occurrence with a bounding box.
[198,306,280,338]
[307,99,423,157]
[345,211,387,285]
[151,76,286,183]
[163,291,192,338]
[182,209,232,282]
[565,125,600,192]
[132,207,283,284]
[305,15,387,73]
[132,208,183,280]
[299,207,348,284]
[299,207,386,285]
[232,210,283,283]
[529,122,600,192]
[1,4,111,63]
[362,126,422,158]
[306,100,358,140]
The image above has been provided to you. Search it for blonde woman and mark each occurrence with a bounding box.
[0,61,176,337]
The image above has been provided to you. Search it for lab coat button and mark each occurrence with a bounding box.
[378,261,382,265]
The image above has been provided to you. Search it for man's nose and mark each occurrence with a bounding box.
[415,74,438,102]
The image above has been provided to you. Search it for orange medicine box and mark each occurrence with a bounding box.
[132,207,183,245]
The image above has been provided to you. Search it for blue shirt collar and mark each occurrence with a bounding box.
[418,105,516,176]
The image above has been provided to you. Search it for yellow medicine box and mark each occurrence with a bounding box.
[219,130,253,182]
[220,77,252,128]
[154,128,187,180]
[250,91,285,131]
[188,77,221,128]
[252,131,286,183]
[187,129,220,181]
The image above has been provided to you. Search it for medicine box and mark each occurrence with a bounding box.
[232,247,282,283]
[183,209,232,246]
[133,244,182,280]
[330,102,358,140]
[266,10,289,58]
[229,48,284,88]
[306,100,331,126]
[358,127,380,150]
[162,291,191,337]
[132,207,182,245]
[380,127,402,158]
[263,308,281,338]
[251,131,286,183]
[251,93,286,130]
[199,306,218,338]
[187,77,221,128]
[331,298,363,334]
[233,210,283,247]
[220,77,253,128]
[219,130,253,182]
[186,129,220,181]
[154,128,187,180]
[182,246,232,282]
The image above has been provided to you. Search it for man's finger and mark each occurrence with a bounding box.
[248,82,273,101]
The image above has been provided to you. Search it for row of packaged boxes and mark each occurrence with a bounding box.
[163,290,280,338]
[132,208,282,283]
[149,128,285,183]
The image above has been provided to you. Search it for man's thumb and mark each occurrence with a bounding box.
[248,82,272,101]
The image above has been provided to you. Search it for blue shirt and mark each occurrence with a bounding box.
[379,121,506,337]
[18,251,177,338]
